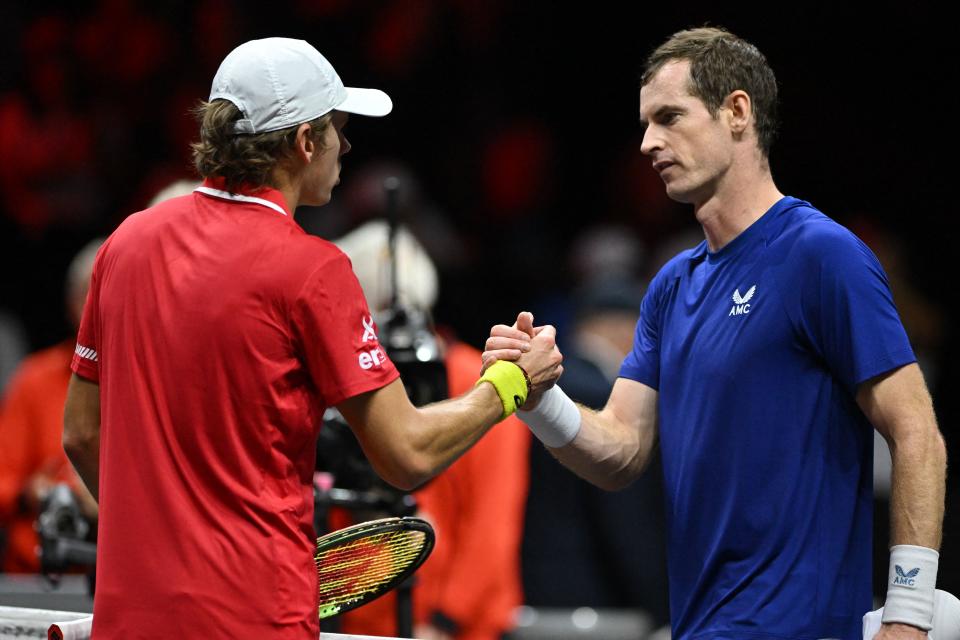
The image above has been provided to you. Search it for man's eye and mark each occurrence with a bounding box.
[663,112,679,124]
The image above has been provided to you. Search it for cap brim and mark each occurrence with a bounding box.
[337,87,393,117]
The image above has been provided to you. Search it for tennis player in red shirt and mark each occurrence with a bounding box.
[61,37,561,639]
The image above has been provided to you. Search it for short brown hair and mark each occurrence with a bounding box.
[642,27,779,158]
[191,100,332,193]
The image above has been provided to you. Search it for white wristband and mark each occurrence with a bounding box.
[517,385,581,448]
[881,544,939,630]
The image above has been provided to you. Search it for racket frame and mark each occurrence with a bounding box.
[315,516,435,619]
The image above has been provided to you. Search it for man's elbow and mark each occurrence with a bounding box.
[568,452,647,492]
[597,434,652,491]
[889,418,947,469]
[62,423,97,461]
[62,374,101,460]
[931,428,948,469]
[591,474,633,492]
[593,464,645,492]
[381,474,424,493]
[370,451,435,492]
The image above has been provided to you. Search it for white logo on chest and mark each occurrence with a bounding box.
[729,285,757,316]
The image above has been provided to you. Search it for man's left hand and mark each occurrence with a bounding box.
[873,622,927,639]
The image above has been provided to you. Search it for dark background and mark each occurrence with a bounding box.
[1,0,955,597]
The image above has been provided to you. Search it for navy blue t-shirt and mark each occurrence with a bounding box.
[620,197,915,640]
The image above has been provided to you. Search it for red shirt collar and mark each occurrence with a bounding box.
[197,177,293,217]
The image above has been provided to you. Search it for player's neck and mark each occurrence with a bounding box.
[269,167,303,215]
[694,161,783,253]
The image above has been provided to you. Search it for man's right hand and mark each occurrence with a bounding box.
[481,311,536,372]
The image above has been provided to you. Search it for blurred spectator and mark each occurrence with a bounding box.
[299,160,468,272]
[570,225,646,288]
[0,237,101,572]
[146,179,200,208]
[644,227,705,281]
[0,311,28,391]
[332,220,530,640]
[521,276,670,626]
[535,224,648,354]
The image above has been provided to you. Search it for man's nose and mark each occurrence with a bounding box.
[640,126,661,156]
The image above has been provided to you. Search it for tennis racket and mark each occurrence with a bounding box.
[315,516,435,619]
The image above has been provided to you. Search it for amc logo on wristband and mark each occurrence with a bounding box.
[893,565,920,587]
[358,347,387,370]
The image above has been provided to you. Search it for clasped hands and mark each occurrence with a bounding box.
[482,311,563,410]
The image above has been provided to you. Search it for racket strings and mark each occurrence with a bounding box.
[316,529,428,606]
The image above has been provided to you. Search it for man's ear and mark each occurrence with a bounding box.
[724,89,752,137]
[295,122,316,163]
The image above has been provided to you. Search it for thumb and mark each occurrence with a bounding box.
[535,324,556,341]
[516,311,535,337]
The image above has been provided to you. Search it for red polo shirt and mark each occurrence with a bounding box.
[71,179,398,639]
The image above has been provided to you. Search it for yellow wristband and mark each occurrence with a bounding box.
[476,361,529,420]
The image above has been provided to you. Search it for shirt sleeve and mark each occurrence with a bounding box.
[290,253,399,407]
[70,250,102,383]
[618,277,663,389]
[797,227,916,392]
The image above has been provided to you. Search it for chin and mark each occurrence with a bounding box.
[304,191,333,208]
[664,183,694,204]
[664,175,709,205]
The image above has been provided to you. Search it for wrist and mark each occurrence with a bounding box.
[517,385,581,448]
[476,360,529,420]
[881,544,939,630]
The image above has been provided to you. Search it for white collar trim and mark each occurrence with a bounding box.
[194,186,288,216]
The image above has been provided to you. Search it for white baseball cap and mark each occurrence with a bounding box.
[210,37,392,135]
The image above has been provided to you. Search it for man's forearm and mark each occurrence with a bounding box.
[858,365,947,633]
[65,438,100,502]
[520,378,658,491]
[878,427,945,634]
[344,325,563,491]
[62,374,101,502]
[888,425,947,549]
[409,382,505,479]
[341,379,505,491]
[551,405,653,491]
[857,364,947,549]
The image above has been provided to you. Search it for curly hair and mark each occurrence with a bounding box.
[642,27,779,158]
[191,100,333,193]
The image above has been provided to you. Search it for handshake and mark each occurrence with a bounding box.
[480,311,564,411]
[477,311,583,449]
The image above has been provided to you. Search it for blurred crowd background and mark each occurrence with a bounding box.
[0,0,955,634]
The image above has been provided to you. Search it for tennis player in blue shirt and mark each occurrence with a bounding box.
[484,27,947,640]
